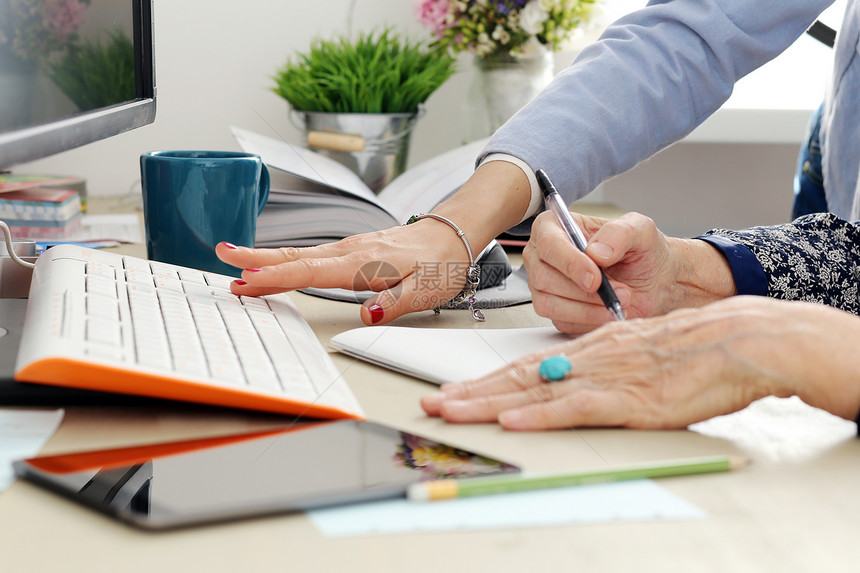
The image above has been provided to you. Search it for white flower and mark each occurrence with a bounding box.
[475,32,496,56]
[520,1,550,36]
[491,24,511,45]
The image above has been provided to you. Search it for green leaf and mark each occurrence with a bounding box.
[271,28,456,114]
[47,30,135,111]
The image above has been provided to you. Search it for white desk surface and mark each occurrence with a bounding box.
[2,200,859,572]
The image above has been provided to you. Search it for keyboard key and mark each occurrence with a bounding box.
[84,344,126,363]
[154,274,183,292]
[86,262,116,280]
[241,296,270,310]
[205,273,234,291]
[213,291,241,303]
[87,293,120,321]
[150,262,180,277]
[86,317,121,346]
[86,274,117,298]
[123,256,152,273]
[179,268,207,284]
[125,269,154,286]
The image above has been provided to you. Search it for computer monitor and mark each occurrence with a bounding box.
[0,0,156,170]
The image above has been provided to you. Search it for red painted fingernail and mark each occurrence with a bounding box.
[245,268,262,273]
[222,242,238,250]
[233,279,247,286]
[368,304,384,324]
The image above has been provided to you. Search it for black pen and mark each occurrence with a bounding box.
[535,169,625,321]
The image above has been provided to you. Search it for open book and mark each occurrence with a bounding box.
[231,127,490,247]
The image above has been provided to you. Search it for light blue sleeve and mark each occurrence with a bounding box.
[481,0,835,204]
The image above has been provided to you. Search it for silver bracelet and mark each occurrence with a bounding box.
[405,213,485,321]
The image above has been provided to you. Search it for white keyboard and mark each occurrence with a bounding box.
[14,245,364,419]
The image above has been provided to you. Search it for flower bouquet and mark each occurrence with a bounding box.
[415,0,597,136]
[414,0,596,59]
[1,0,92,64]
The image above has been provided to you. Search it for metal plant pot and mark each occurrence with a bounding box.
[297,108,423,193]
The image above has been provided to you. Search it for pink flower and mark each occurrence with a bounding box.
[414,0,452,38]
[42,0,89,45]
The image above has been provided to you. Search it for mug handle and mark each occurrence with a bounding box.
[257,164,271,215]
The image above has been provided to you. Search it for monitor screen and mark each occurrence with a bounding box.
[0,0,155,170]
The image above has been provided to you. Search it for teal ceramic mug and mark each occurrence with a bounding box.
[140,151,270,277]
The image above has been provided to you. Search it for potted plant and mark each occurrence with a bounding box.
[271,28,456,192]
[47,29,135,112]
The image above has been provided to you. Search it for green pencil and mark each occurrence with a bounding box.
[407,455,748,502]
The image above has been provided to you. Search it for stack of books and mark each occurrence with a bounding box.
[0,187,83,240]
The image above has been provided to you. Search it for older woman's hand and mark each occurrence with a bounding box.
[421,297,860,430]
[523,210,737,334]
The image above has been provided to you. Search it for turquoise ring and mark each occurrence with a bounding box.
[538,354,572,382]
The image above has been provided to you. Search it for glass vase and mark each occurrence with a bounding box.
[0,44,39,131]
[465,49,554,140]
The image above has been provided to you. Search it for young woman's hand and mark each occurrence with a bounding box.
[216,160,533,325]
[216,219,473,325]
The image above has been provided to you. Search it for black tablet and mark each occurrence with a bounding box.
[14,420,520,530]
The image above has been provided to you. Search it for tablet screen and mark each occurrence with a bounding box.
[14,420,520,529]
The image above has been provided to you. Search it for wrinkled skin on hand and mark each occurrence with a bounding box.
[422,297,860,430]
[524,210,736,334]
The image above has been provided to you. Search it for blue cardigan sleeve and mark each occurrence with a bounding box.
[482,0,833,206]
[694,235,768,296]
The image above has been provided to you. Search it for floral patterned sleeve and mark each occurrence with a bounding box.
[695,213,860,314]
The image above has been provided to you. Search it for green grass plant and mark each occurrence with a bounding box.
[48,30,135,112]
[272,29,455,114]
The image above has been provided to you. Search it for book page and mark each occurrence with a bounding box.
[232,127,490,246]
[231,127,391,213]
[377,137,489,221]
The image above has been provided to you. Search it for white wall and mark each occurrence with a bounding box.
[15,0,481,197]
[8,0,636,198]
[13,0,843,237]
[599,142,801,238]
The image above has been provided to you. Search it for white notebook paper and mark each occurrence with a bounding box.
[330,326,573,385]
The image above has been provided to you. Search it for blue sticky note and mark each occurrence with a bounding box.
[308,479,705,537]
